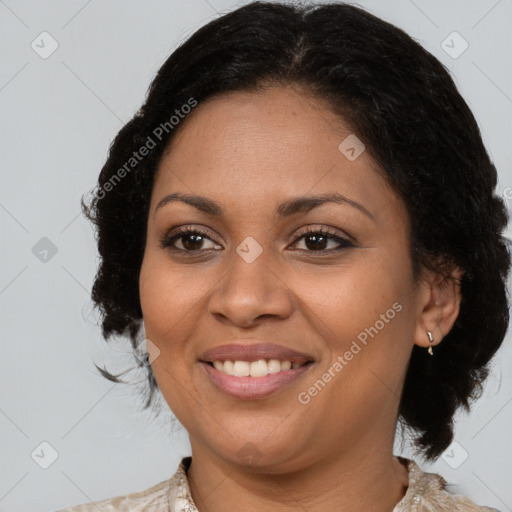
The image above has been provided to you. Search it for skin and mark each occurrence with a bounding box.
[139,85,462,512]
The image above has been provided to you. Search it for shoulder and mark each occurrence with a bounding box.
[53,476,172,512]
[394,457,502,512]
[53,457,194,512]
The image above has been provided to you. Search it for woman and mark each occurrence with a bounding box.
[57,1,510,511]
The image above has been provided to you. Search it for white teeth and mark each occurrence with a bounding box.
[223,360,234,375]
[249,360,268,377]
[281,360,291,371]
[233,361,250,377]
[268,359,281,374]
[211,359,307,377]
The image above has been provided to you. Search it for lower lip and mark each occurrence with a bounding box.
[200,361,313,400]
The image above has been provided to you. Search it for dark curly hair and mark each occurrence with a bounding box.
[81,1,511,462]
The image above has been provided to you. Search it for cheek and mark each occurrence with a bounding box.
[138,257,194,395]
[139,257,198,418]
[139,253,209,335]
[140,255,178,320]
[138,254,218,392]
[292,250,414,392]
[292,256,409,338]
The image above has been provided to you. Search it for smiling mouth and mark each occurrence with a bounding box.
[203,359,314,377]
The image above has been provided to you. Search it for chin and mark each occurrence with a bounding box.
[204,432,311,474]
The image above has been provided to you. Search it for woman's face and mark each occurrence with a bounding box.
[139,85,430,471]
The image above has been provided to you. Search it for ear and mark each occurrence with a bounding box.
[413,267,464,350]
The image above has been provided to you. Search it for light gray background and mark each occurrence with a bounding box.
[1,1,511,511]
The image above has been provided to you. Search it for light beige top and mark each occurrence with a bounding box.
[55,456,500,511]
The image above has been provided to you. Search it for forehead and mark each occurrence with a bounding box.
[152,86,402,222]
[159,85,350,175]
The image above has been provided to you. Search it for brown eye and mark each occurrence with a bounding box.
[161,228,221,252]
[292,228,354,253]
[160,226,354,255]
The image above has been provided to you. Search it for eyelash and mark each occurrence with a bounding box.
[159,225,355,255]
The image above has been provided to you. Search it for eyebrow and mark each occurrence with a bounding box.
[154,191,375,221]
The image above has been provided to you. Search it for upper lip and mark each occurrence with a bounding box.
[199,341,315,364]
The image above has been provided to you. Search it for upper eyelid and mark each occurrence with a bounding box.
[166,224,350,238]
[164,225,354,247]
[170,225,221,242]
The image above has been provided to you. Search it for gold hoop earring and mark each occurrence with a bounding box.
[426,330,434,356]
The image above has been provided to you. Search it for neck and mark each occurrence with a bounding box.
[187,441,409,512]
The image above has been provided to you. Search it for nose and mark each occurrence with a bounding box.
[207,245,294,328]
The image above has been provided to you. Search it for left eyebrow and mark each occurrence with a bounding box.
[276,192,375,221]
[154,191,375,222]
